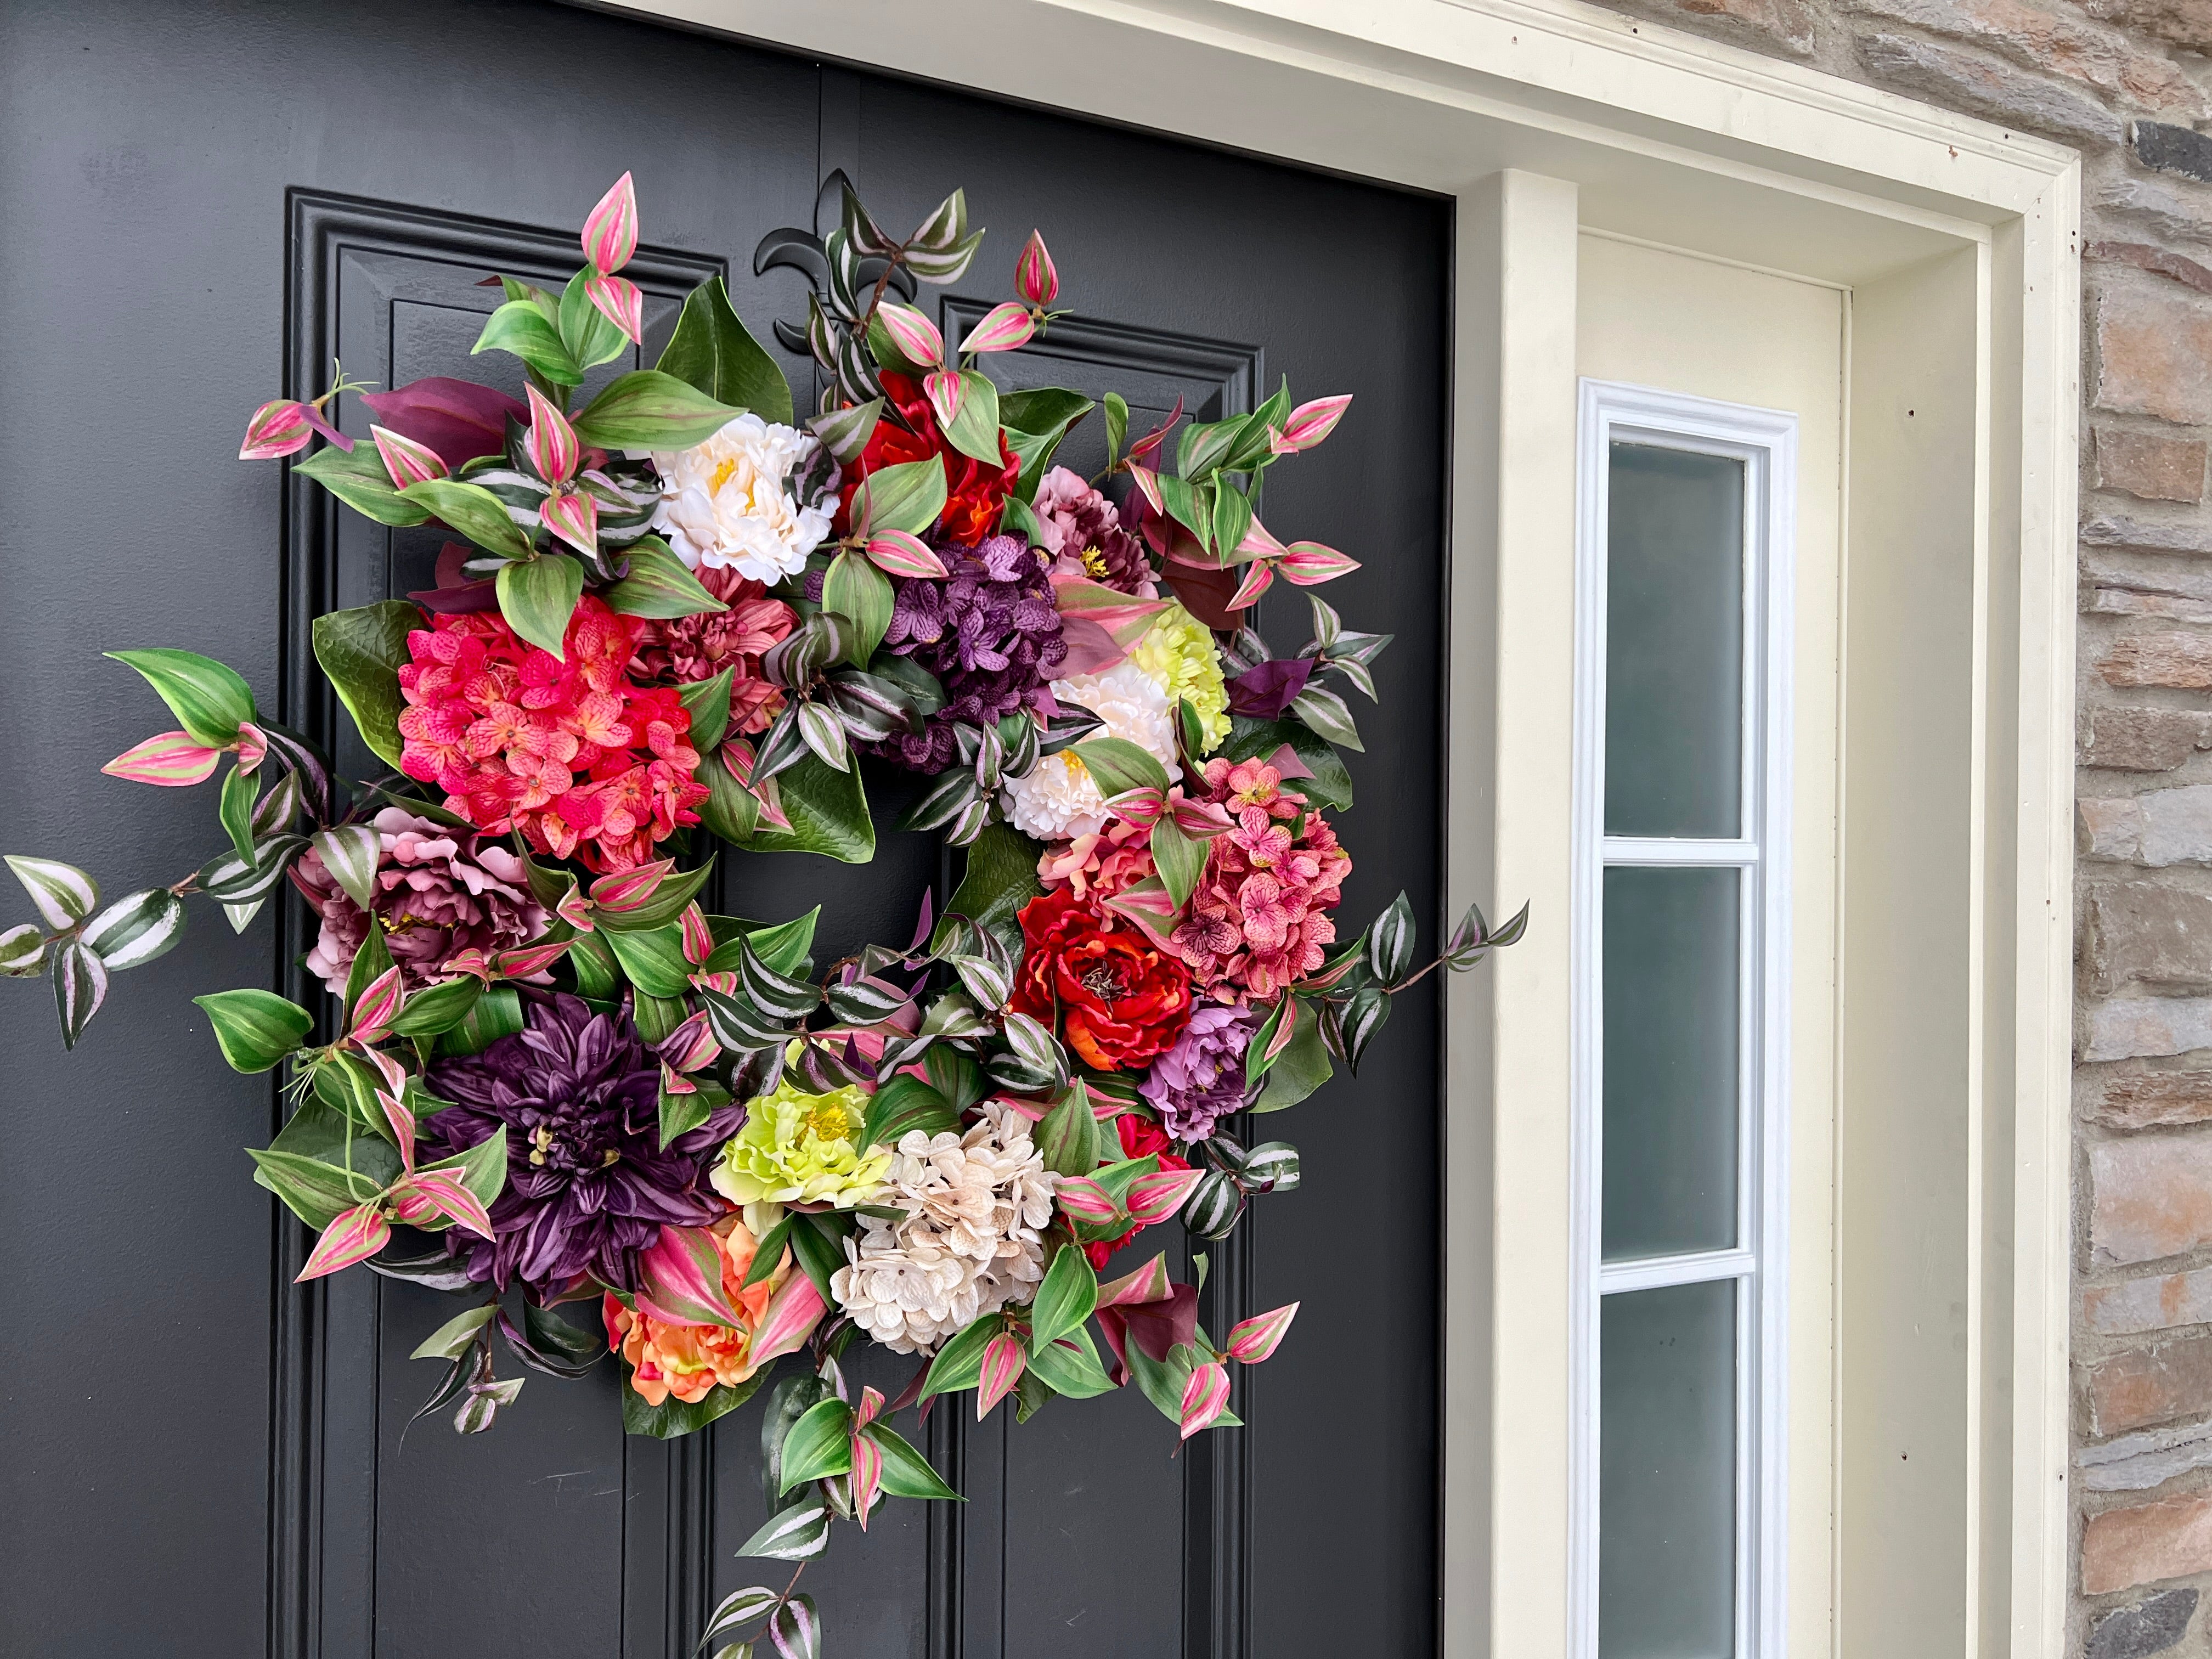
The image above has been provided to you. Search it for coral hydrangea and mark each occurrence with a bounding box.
[999,659,1176,840]
[603,1212,789,1406]
[1171,757,1351,998]
[631,562,795,738]
[869,534,1066,774]
[1130,601,1231,752]
[396,597,709,872]
[1036,819,1156,900]
[830,1106,1056,1353]
[710,1076,891,1209]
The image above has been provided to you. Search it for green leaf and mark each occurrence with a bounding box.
[761,1372,833,1507]
[740,909,819,977]
[472,298,583,386]
[1222,715,1354,811]
[680,667,735,755]
[1212,480,1253,565]
[1036,1081,1102,1178]
[420,1124,510,1211]
[850,456,947,538]
[1024,1325,1118,1400]
[399,478,534,561]
[866,1423,964,1500]
[658,274,794,424]
[384,974,484,1039]
[247,1146,386,1231]
[921,1314,1001,1399]
[311,601,422,770]
[495,554,586,659]
[697,749,760,842]
[659,1075,714,1148]
[343,917,394,1026]
[572,370,742,450]
[1148,816,1205,912]
[558,267,629,372]
[411,1302,497,1361]
[859,1074,957,1156]
[296,443,434,527]
[1253,1002,1333,1112]
[195,988,314,1073]
[785,1211,845,1305]
[439,983,524,1058]
[604,535,723,619]
[740,1216,793,1290]
[600,923,695,999]
[732,1494,830,1559]
[732,755,875,864]
[938,369,1002,465]
[996,387,1094,501]
[776,1397,855,1492]
[1070,736,1170,798]
[1029,1243,1098,1346]
[822,549,894,665]
[595,859,716,934]
[217,766,259,865]
[1103,392,1128,466]
[105,649,256,747]
[566,929,623,1003]
[621,1357,775,1439]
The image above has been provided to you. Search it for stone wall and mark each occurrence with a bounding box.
[1569,0,2212,1649]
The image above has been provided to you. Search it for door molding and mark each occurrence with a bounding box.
[591,3,2080,1654]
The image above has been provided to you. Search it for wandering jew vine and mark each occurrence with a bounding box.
[0,172,1523,1652]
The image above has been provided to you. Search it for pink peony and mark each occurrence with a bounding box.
[1170,758,1351,998]
[1032,465,1155,596]
[630,563,796,738]
[290,806,550,996]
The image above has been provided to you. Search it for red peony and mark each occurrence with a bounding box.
[834,371,1016,547]
[1171,757,1351,997]
[396,596,710,873]
[1082,1114,1192,1270]
[1009,887,1194,1072]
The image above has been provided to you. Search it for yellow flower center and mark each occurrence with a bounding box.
[1079,545,1110,580]
[709,455,741,495]
[802,1098,853,1143]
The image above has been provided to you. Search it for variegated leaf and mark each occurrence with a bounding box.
[585,273,645,346]
[369,424,447,487]
[706,1585,783,1641]
[0,922,45,978]
[877,300,945,367]
[311,825,383,912]
[850,1430,885,1527]
[239,398,316,460]
[1228,560,1275,611]
[52,939,109,1048]
[977,1331,1025,1420]
[5,855,98,930]
[1278,541,1360,585]
[540,488,599,557]
[80,888,185,970]
[957,301,1034,355]
[523,383,579,483]
[810,396,882,466]
[768,1594,820,1659]
[1289,684,1362,751]
[390,1171,493,1240]
[1279,393,1352,450]
[736,1499,831,1562]
[1013,229,1058,306]
[1126,1166,1206,1226]
[296,1203,392,1282]
[580,172,639,274]
[1223,1302,1301,1364]
[1182,1170,1244,1240]
[1178,1360,1232,1439]
[101,730,223,787]
[924,368,962,426]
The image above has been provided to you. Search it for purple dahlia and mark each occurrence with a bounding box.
[866,533,1066,774]
[1138,1002,1256,1143]
[421,994,739,1295]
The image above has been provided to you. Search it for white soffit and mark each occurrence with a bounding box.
[592,0,2076,285]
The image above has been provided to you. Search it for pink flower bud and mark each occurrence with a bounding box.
[524,385,579,484]
[878,301,946,368]
[958,301,1035,355]
[1014,229,1059,306]
[581,172,639,274]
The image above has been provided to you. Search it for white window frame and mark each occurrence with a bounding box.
[1571,379,1798,1659]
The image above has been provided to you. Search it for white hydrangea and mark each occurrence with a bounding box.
[650,413,837,583]
[830,1106,1058,1354]
[998,658,1176,841]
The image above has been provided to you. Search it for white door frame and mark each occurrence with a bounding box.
[595,2,2081,1651]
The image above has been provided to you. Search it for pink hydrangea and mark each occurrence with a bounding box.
[1170,758,1350,998]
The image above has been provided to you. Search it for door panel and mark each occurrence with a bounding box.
[0,5,1447,1655]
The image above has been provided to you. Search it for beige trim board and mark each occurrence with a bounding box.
[583,1,2080,1651]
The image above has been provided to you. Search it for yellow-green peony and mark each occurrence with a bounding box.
[711,1078,890,1209]
[1131,600,1231,752]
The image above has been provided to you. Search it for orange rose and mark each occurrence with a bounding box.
[603,1212,788,1406]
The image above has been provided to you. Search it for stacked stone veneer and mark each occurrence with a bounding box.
[1568,0,2212,1649]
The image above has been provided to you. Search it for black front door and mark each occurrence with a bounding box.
[0,5,1449,1656]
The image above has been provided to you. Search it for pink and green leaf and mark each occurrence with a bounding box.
[1125,1166,1206,1226]
[585,274,644,346]
[523,384,580,483]
[1278,542,1360,585]
[348,964,406,1042]
[751,1271,828,1364]
[957,301,1034,355]
[635,1222,744,1328]
[1228,560,1275,611]
[540,489,599,557]
[1014,230,1058,306]
[1098,1252,1172,1310]
[1178,1359,1232,1439]
[296,1203,391,1282]
[680,903,714,967]
[977,1331,1026,1419]
[1223,1301,1300,1364]
[878,301,946,368]
[390,1170,494,1238]
[865,529,948,579]
[102,731,223,787]
[581,172,640,274]
[370,424,449,488]
[849,1430,885,1528]
[1279,393,1352,450]
[1056,1177,1120,1227]
[496,936,573,978]
[923,369,962,427]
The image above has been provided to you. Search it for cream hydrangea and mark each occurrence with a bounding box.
[829,1106,1058,1354]
[1130,600,1231,751]
[999,658,1177,841]
[650,413,837,583]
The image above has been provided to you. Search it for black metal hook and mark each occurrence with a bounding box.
[752,169,916,354]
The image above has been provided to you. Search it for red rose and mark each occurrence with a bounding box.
[834,371,1016,546]
[1084,1114,1193,1270]
[1009,887,1194,1073]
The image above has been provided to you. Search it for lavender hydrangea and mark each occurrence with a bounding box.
[1138,1002,1256,1143]
[867,533,1066,774]
[421,994,740,1296]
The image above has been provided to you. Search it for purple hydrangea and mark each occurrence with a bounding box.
[1138,1002,1257,1142]
[867,533,1066,774]
[421,993,740,1296]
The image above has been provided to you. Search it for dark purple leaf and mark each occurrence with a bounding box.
[1227,656,1316,718]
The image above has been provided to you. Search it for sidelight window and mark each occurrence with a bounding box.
[1571,381,1796,1659]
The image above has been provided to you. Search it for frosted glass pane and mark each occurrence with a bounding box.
[1602,866,1739,1260]
[1600,1280,1737,1659]
[1605,443,1744,838]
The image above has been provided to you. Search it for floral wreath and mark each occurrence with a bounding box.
[0,174,1523,1652]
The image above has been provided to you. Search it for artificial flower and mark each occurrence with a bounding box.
[1130,600,1231,751]
[1009,887,1194,1071]
[290,805,549,996]
[631,562,796,737]
[836,371,1015,548]
[1171,757,1351,997]
[869,534,1066,774]
[999,658,1175,840]
[603,1211,788,1405]
[831,1106,1056,1353]
[1139,1002,1257,1142]
[1032,465,1154,595]
[1082,1113,1193,1270]
[650,412,839,583]
[421,994,740,1296]
[396,597,710,872]
[710,1076,891,1209]
[1036,817,1156,900]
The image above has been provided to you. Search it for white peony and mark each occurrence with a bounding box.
[999,658,1177,841]
[650,413,837,583]
[829,1106,1058,1355]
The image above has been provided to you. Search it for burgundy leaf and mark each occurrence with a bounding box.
[360,377,529,470]
[1226,656,1316,718]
